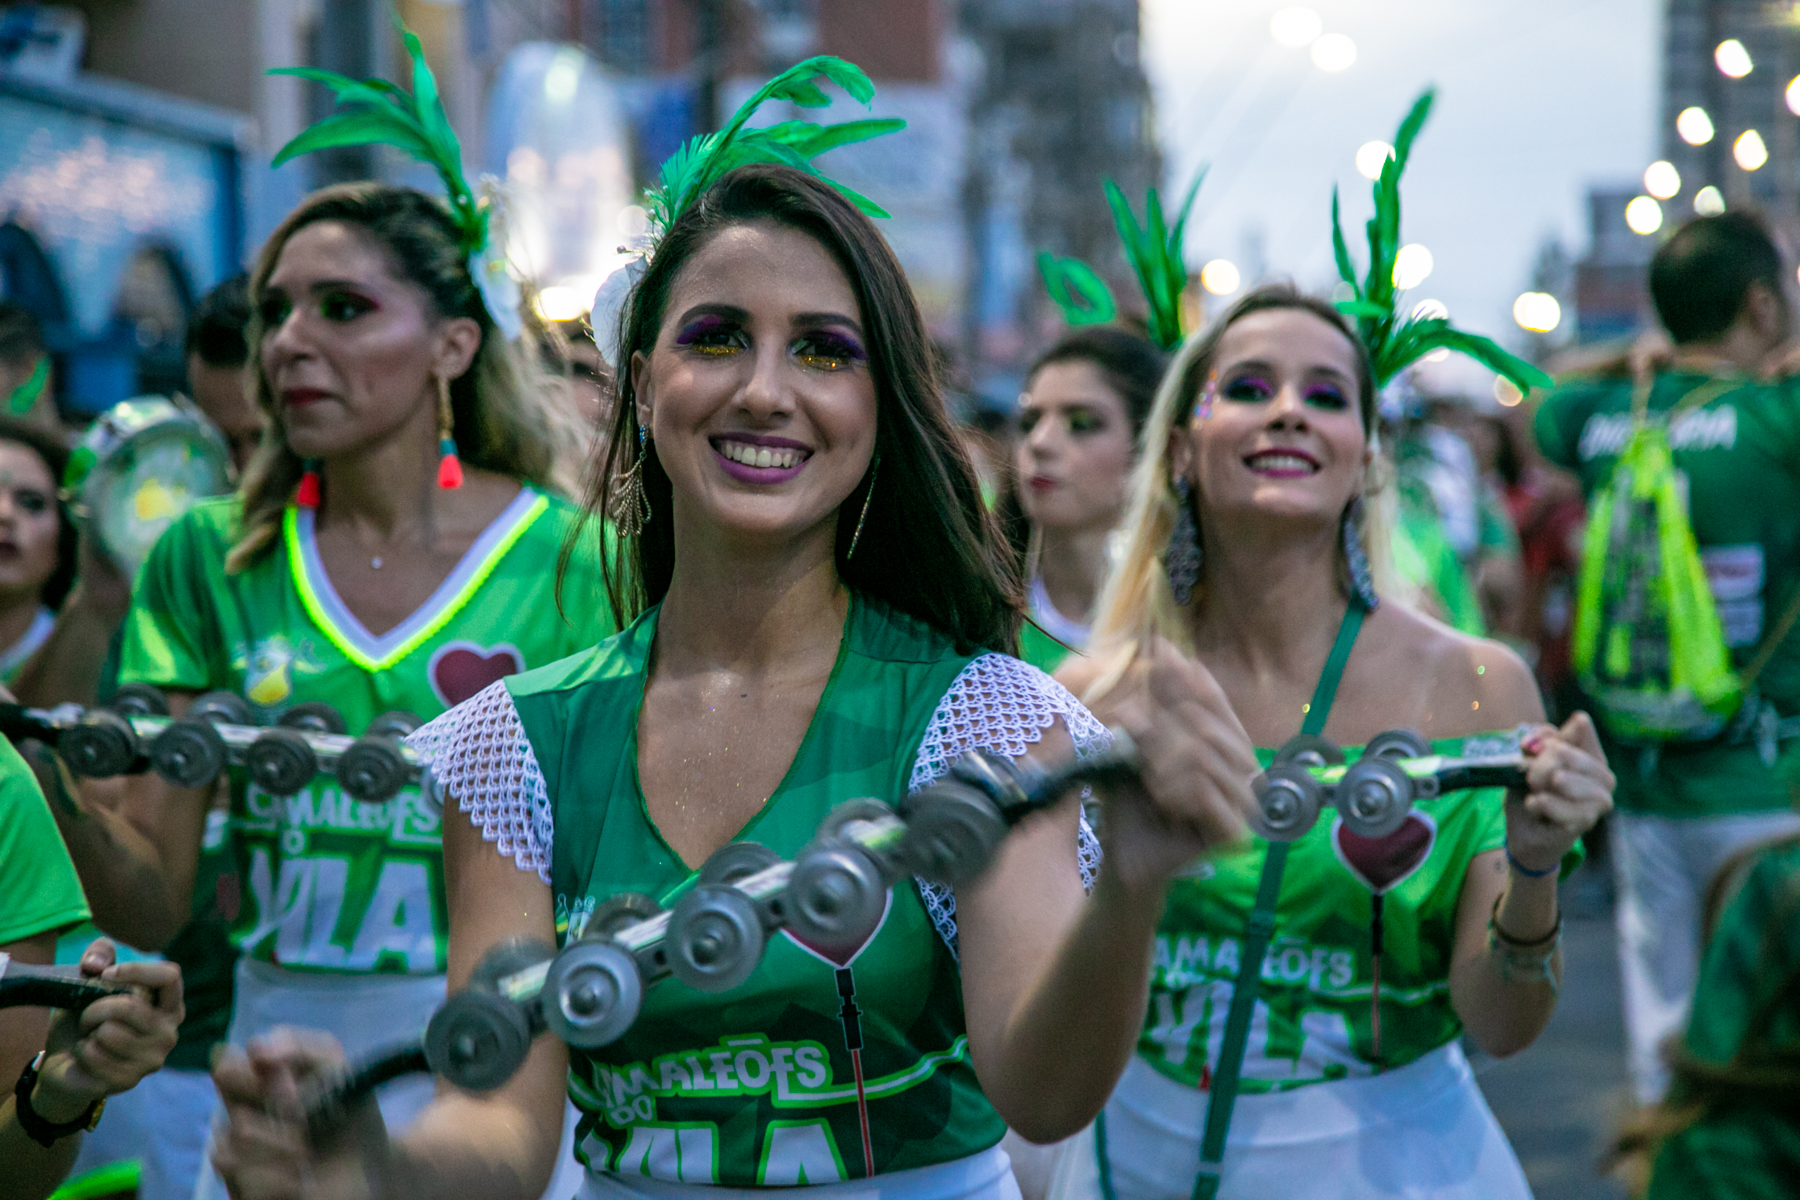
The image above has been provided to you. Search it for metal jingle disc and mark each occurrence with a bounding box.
[542,938,644,1048]
[246,729,317,796]
[1272,734,1345,769]
[62,711,139,778]
[149,720,227,788]
[190,690,255,727]
[336,738,407,803]
[279,702,347,736]
[666,885,767,993]
[1361,729,1432,764]
[947,750,1032,809]
[1335,758,1414,840]
[424,990,533,1092]
[110,682,170,718]
[698,841,782,888]
[785,839,887,952]
[366,710,422,740]
[895,781,1007,886]
[817,798,899,847]
[468,936,558,997]
[590,892,663,940]
[1250,765,1324,843]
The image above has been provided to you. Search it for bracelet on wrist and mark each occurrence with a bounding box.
[1487,894,1562,997]
[13,1052,105,1148]
[1504,842,1559,878]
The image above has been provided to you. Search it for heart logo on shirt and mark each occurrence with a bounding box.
[429,641,525,707]
[1331,810,1438,895]
[782,892,894,969]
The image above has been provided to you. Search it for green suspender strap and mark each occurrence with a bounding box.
[1189,599,1365,1200]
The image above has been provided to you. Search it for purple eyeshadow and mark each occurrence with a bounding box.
[674,315,732,344]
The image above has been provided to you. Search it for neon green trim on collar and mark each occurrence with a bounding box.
[283,492,549,672]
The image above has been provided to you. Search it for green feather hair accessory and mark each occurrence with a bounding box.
[269,18,522,340]
[591,55,905,366]
[1330,88,1551,395]
[1036,174,1203,351]
[1037,252,1117,326]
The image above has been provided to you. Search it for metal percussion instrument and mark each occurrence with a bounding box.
[1250,728,1529,843]
[0,953,133,1012]
[63,395,231,578]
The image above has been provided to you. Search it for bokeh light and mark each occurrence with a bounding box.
[1789,76,1800,116]
[1494,377,1525,408]
[1694,186,1726,215]
[1715,39,1753,78]
[1311,33,1357,72]
[1200,259,1241,295]
[1624,195,1664,234]
[535,285,590,322]
[1643,161,1681,199]
[1270,7,1323,48]
[1735,129,1769,170]
[1392,243,1433,289]
[1355,141,1396,180]
[1512,292,1562,333]
[1410,299,1449,321]
[1677,106,1716,145]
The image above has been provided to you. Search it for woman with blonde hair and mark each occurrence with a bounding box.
[46,34,610,1200]
[1059,277,1615,1198]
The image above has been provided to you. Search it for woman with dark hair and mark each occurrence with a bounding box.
[1056,282,1615,1198]
[50,173,607,1200]
[1005,329,1163,675]
[206,149,1260,1199]
[0,416,76,684]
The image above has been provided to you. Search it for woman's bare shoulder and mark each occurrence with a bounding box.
[1369,602,1544,736]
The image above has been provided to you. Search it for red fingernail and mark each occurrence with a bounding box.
[1523,736,1544,754]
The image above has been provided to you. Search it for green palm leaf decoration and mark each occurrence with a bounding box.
[270,20,484,256]
[1037,252,1118,326]
[644,56,905,235]
[1102,170,1204,351]
[1330,88,1551,393]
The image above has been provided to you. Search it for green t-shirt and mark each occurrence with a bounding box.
[1392,504,1486,636]
[1648,837,1800,1198]
[0,735,89,946]
[1140,732,1578,1092]
[511,594,1006,1186]
[1534,372,1800,816]
[117,488,613,975]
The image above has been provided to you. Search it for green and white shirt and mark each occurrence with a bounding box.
[414,594,1104,1188]
[1140,733,1534,1092]
[116,489,613,976]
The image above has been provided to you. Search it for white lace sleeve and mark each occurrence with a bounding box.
[909,654,1108,959]
[407,681,553,883]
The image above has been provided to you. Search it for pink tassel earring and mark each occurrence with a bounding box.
[295,459,322,508]
[436,375,463,490]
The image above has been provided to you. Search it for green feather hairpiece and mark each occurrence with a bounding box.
[1331,89,1551,393]
[1103,172,1204,352]
[644,56,905,237]
[1037,252,1118,326]
[270,20,483,257]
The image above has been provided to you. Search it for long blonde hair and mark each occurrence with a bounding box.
[228,183,585,572]
[1085,284,1397,696]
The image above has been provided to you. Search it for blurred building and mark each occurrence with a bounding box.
[959,0,1160,408]
[1573,185,1655,345]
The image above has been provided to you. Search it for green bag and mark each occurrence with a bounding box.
[1572,378,1742,741]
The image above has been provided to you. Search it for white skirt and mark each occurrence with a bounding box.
[576,1145,1023,1200]
[1093,1044,1531,1200]
[193,960,585,1200]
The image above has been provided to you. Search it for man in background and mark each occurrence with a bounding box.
[183,275,263,476]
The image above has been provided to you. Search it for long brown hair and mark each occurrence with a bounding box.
[567,164,1021,654]
[229,183,582,571]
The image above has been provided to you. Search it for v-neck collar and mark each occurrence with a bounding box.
[284,487,547,672]
[629,593,860,881]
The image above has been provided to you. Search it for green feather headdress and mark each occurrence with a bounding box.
[592,55,905,365]
[1037,173,1204,353]
[1331,89,1552,394]
[269,18,521,339]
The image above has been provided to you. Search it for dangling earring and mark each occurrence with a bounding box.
[609,425,651,537]
[1194,374,1217,422]
[436,375,464,489]
[295,458,322,509]
[1343,495,1380,610]
[847,455,879,561]
[1164,477,1202,606]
